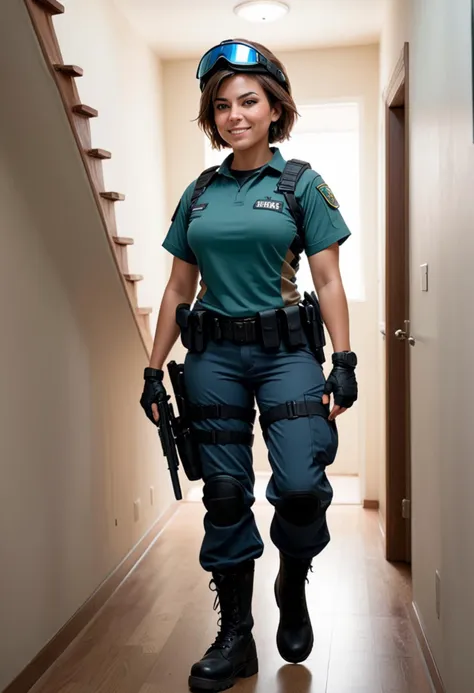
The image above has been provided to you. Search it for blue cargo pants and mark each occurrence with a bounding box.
[184,334,338,572]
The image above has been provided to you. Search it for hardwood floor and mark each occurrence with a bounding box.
[29,503,434,693]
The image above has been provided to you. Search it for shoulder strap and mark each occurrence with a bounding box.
[185,165,220,230]
[190,165,220,208]
[276,158,312,257]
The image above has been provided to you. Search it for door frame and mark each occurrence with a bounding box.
[384,43,411,563]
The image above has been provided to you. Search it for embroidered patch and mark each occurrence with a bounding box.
[191,203,208,212]
[253,199,283,213]
[317,183,340,209]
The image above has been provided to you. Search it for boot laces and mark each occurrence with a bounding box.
[285,561,313,612]
[208,577,240,651]
[289,560,313,581]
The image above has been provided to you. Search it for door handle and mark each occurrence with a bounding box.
[394,320,416,346]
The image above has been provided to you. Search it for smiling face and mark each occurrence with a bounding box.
[213,74,282,154]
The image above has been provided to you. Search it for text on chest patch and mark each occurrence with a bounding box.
[253,199,283,213]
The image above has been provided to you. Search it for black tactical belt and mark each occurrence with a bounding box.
[212,316,259,344]
[175,299,325,363]
[206,306,307,347]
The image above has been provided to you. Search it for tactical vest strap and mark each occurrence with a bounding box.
[276,159,311,243]
[277,159,312,193]
[259,399,328,434]
[190,165,220,209]
[189,403,256,425]
[193,429,255,447]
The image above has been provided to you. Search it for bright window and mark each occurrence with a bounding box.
[204,101,363,301]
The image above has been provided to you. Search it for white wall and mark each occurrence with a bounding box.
[381,0,474,690]
[163,45,381,501]
[0,1,175,687]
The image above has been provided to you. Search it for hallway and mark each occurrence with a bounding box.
[29,503,434,693]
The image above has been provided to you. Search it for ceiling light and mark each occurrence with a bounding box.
[234,1,290,23]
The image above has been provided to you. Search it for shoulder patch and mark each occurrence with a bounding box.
[316,183,340,209]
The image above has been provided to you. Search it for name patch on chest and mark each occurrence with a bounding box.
[190,203,208,213]
[253,199,283,213]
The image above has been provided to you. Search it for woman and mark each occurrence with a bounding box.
[140,39,358,692]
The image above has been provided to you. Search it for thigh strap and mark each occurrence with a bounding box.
[189,403,256,424]
[189,402,255,446]
[193,430,254,446]
[259,400,328,433]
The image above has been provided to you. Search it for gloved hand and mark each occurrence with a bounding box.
[140,367,168,425]
[324,352,358,420]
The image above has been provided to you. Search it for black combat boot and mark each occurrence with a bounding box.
[274,552,314,663]
[188,560,258,692]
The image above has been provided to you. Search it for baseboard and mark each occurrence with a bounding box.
[409,601,445,693]
[3,502,179,693]
[363,499,380,509]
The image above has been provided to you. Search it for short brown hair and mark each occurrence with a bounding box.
[197,40,298,150]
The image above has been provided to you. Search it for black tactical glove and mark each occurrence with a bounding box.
[324,351,358,409]
[140,367,168,425]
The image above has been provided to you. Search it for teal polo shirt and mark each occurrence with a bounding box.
[162,148,350,317]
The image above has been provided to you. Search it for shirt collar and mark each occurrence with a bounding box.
[218,147,286,177]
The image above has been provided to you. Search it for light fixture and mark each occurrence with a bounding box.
[234,1,290,24]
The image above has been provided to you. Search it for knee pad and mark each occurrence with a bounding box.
[203,475,246,527]
[275,491,322,527]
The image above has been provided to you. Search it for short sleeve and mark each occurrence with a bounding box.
[297,171,351,257]
[162,181,198,265]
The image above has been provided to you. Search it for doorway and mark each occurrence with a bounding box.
[384,42,412,563]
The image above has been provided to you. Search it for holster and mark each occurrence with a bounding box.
[167,360,202,481]
[302,291,326,364]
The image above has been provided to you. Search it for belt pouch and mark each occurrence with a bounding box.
[303,304,317,348]
[191,310,207,353]
[211,316,222,342]
[257,309,280,350]
[280,305,305,348]
[175,303,193,351]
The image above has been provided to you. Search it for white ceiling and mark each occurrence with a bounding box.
[114,0,386,60]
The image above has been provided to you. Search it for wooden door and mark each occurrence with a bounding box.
[384,43,412,563]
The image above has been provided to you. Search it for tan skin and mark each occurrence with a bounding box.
[151,74,351,422]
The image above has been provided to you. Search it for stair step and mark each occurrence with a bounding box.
[72,104,98,118]
[87,148,112,160]
[54,64,84,77]
[124,274,143,283]
[100,192,125,202]
[113,236,134,246]
[34,0,65,14]
[137,307,153,315]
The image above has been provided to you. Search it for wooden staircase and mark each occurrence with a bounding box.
[24,0,154,353]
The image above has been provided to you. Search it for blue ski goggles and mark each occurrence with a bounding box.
[196,40,288,91]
